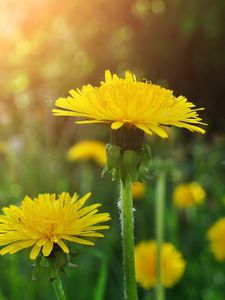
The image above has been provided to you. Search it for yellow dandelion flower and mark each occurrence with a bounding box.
[173,182,206,208]
[135,241,186,289]
[132,182,146,199]
[0,192,110,260]
[207,218,225,261]
[67,140,106,166]
[52,70,206,138]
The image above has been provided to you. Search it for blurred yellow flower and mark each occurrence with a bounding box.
[135,241,186,289]
[0,192,110,260]
[132,182,146,199]
[53,70,206,138]
[173,182,206,208]
[67,140,106,166]
[207,218,225,261]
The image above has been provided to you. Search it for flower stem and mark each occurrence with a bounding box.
[144,290,152,300]
[52,276,67,300]
[155,171,166,300]
[120,178,138,300]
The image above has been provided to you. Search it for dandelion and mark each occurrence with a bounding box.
[52,70,205,300]
[135,241,186,289]
[53,70,206,138]
[132,182,146,199]
[207,218,225,261]
[0,192,110,260]
[67,140,106,166]
[173,182,206,208]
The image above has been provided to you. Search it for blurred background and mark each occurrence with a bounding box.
[0,0,224,299]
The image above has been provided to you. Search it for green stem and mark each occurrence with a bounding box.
[52,276,67,300]
[80,163,93,194]
[120,178,138,300]
[155,171,166,300]
[144,290,152,300]
[94,258,108,300]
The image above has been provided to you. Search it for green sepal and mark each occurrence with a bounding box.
[48,257,59,281]
[47,250,71,280]
[102,144,122,180]
[103,142,151,183]
[55,251,68,274]
[122,150,140,182]
[30,248,80,281]
[31,255,42,281]
[106,144,121,171]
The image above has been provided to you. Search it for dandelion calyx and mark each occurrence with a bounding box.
[103,143,151,182]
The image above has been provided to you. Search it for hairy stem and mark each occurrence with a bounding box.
[52,276,67,300]
[120,178,138,300]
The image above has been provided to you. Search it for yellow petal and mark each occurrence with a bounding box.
[36,238,47,247]
[9,240,35,254]
[30,244,42,260]
[125,71,136,82]
[0,243,16,255]
[62,235,94,246]
[111,121,124,130]
[76,192,92,208]
[42,240,53,257]
[56,239,69,253]
[135,124,152,135]
[78,203,102,218]
[76,120,107,124]
[105,70,112,82]
[0,240,34,256]
[85,225,110,231]
[148,125,168,138]
[81,233,104,238]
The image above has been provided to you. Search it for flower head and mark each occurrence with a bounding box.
[135,241,186,289]
[132,182,146,199]
[67,140,106,166]
[0,193,110,260]
[207,218,225,261]
[173,182,206,208]
[53,70,206,138]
